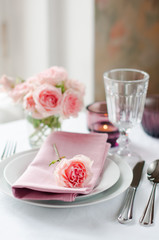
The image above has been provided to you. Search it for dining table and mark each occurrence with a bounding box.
[0,111,159,240]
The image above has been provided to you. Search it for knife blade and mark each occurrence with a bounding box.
[118,161,145,224]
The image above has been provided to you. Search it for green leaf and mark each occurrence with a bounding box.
[49,156,66,166]
[27,115,61,130]
[15,77,25,85]
[56,82,65,94]
[49,160,58,166]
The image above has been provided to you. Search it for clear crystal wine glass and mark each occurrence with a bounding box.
[103,68,149,161]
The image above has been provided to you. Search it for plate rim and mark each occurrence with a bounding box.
[0,149,133,208]
[3,150,120,199]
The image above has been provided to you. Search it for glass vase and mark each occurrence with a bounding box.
[26,115,61,148]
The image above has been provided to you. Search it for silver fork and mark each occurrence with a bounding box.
[1,141,17,160]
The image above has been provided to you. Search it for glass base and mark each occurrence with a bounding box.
[108,147,142,168]
[28,126,52,148]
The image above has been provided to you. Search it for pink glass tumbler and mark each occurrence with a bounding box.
[86,101,119,147]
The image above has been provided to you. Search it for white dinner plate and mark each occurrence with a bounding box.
[3,150,120,199]
[0,149,133,208]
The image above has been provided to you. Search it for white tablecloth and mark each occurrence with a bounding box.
[0,112,159,240]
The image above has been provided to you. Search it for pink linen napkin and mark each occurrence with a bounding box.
[12,131,110,202]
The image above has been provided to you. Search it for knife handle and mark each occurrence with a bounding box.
[118,186,136,224]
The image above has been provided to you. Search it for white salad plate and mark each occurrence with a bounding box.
[3,150,120,199]
[0,149,133,208]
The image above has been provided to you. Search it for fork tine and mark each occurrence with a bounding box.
[1,141,8,159]
[7,141,17,157]
[12,142,17,154]
[1,141,17,160]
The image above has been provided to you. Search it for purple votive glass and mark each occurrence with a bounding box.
[141,94,159,138]
[86,101,119,147]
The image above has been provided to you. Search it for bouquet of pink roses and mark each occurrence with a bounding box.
[0,66,85,144]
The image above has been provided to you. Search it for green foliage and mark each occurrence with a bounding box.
[56,81,65,94]
[49,156,66,166]
[27,115,61,130]
[15,77,25,85]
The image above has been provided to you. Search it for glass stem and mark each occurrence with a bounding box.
[117,130,130,156]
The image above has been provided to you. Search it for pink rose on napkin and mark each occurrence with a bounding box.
[61,89,83,118]
[12,131,110,201]
[54,154,93,188]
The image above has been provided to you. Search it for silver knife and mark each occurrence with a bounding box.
[118,161,145,224]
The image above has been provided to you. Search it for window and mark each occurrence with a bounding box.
[0,0,94,105]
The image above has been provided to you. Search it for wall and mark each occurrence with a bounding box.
[95,0,159,101]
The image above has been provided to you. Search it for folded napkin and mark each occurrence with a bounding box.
[12,131,110,202]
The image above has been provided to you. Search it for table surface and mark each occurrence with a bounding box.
[0,112,159,240]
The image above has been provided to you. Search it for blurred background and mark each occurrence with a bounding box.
[95,0,159,101]
[0,0,159,122]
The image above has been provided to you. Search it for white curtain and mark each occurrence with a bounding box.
[0,0,49,78]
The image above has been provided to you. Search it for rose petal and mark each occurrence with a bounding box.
[54,155,93,188]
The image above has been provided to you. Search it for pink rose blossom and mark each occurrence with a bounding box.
[0,75,15,91]
[0,66,85,121]
[24,92,35,110]
[24,92,43,119]
[61,89,84,118]
[9,82,31,102]
[33,84,62,118]
[65,79,85,96]
[26,76,41,89]
[38,66,68,86]
[54,155,93,188]
[24,92,35,113]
